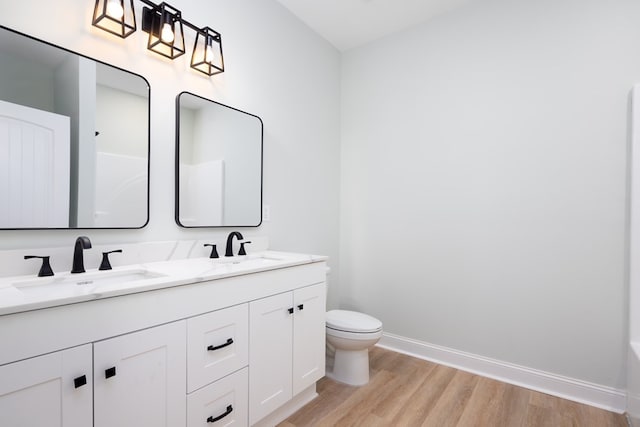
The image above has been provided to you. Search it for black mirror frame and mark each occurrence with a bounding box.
[0,25,151,230]
[175,91,263,228]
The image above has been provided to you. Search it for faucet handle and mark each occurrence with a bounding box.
[24,255,54,277]
[99,250,122,271]
[204,244,219,259]
[238,241,252,256]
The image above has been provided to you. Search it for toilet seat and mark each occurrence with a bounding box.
[326,310,382,333]
[326,327,382,341]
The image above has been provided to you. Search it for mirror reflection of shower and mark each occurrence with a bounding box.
[176,92,263,227]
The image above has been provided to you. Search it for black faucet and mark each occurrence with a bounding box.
[71,236,92,274]
[225,231,243,257]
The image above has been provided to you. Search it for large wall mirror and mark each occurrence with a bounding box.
[0,26,150,229]
[176,92,262,227]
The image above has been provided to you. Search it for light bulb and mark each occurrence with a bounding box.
[205,44,214,63]
[106,0,124,19]
[161,22,175,43]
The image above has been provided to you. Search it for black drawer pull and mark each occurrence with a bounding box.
[74,375,87,389]
[297,304,304,310]
[105,367,116,379]
[288,307,294,314]
[207,405,233,423]
[207,338,234,352]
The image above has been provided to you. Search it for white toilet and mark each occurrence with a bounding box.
[325,310,383,386]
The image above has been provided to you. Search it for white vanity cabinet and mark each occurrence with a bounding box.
[0,257,327,427]
[249,283,326,425]
[0,344,92,427]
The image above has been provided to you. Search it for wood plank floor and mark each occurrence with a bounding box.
[279,347,627,427]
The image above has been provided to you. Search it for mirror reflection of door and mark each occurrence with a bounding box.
[0,100,70,228]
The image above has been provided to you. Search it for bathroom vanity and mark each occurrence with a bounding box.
[0,252,327,426]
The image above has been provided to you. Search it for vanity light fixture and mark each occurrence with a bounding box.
[91,0,224,75]
[92,0,137,38]
[191,27,224,76]
[142,2,185,59]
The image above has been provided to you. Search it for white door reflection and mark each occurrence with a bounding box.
[0,100,70,228]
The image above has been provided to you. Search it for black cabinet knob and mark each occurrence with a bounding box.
[287,307,294,314]
[74,375,87,389]
[297,304,304,311]
[105,366,116,379]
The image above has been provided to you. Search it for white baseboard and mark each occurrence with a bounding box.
[377,332,626,414]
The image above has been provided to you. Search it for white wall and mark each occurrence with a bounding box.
[95,84,148,158]
[628,85,640,425]
[341,0,640,389]
[0,0,342,307]
[0,52,55,112]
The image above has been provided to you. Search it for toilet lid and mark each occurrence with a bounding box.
[326,310,382,333]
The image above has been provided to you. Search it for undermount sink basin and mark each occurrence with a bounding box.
[204,254,291,272]
[216,253,290,265]
[11,268,166,297]
[226,256,283,268]
[146,252,304,281]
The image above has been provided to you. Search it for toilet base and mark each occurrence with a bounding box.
[327,348,371,386]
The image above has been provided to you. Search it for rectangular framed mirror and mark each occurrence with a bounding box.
[176,92,263,227]
[0,26,150,229]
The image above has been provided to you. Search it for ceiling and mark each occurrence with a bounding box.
[275,0,475,51]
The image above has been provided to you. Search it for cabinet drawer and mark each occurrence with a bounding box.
[187,304,249,392]
[187,367,248,427]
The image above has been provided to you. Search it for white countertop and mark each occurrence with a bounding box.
[0,251,327,316]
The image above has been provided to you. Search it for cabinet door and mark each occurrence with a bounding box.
[94,321,186,427]
[293,283,326,395]
[249,292,293,425]
[0,344,92,427]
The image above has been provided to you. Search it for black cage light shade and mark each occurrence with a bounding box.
[91,0,225,76]
[191,27,224,76]
[143,2,185,59]
[92,0,137,38]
